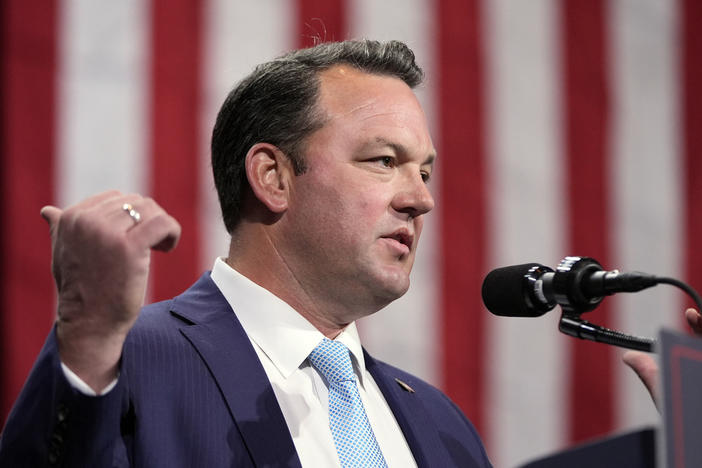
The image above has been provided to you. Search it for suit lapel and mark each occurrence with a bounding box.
[365,350,481,468]
[172,274,302,468]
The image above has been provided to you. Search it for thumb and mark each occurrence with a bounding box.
[685,308,702,334]
[623,350,660,410]
[40,205,62,228]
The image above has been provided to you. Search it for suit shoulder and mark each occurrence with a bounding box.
[129,272,220,337]
[369,357,492,467]
[127,299,182,336]
[125,295,203,350]
[370,359,465,422]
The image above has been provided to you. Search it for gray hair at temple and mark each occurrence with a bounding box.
[211,39,424,233]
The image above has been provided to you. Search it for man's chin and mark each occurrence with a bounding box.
[372,269,411,303]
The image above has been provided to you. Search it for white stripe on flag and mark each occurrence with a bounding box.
[200,0,295,270]
[483,0,567,465]
[57,0,149,206]
[609,0,682,429]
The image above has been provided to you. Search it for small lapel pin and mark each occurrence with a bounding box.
[395,378,415,393]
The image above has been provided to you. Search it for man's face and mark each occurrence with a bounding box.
[278,65,435,322]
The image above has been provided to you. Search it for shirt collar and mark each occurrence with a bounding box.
[210,258,367,383]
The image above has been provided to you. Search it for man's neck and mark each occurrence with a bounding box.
[225,228,356,339]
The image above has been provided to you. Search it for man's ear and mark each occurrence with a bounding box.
[245,143,294,214]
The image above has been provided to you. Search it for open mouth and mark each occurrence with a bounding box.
[383,229,413,251]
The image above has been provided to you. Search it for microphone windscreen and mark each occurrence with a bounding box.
[481,263,546,317]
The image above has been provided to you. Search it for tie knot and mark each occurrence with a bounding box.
[308,338,355,383]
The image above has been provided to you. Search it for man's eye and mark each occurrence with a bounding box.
[421,171,431,183]
[378,156,394,167]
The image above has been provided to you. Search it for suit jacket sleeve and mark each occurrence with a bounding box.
[0,326,130,467]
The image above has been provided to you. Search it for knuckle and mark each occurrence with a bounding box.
[103,189,123,198]
[141,197,158,212]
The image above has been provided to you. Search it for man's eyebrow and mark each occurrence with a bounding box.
[366,137,437,166]
[423,153,436,167]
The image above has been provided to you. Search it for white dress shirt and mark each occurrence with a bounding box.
[210,258,417,467]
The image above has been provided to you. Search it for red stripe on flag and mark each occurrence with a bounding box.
[149,0,202,301]
[682,0,702,306]
[438,0,487,436]
[561,0,615,443]
[0,0,58,423]
[296,0,347,47]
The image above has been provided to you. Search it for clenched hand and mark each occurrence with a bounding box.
[41,191,180,392]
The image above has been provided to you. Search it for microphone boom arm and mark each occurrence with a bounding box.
[558,315,655,352]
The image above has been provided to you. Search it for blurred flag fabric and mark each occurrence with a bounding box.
[2,1,700,467]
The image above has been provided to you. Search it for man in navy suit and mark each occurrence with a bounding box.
[0,40,493,467]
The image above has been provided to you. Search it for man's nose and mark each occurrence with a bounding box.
[392,172,435,219]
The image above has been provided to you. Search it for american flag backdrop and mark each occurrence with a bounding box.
[1,1,701,466]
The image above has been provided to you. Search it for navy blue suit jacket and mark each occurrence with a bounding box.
[0,273,491,467]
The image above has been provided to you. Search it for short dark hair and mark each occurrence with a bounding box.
[211,39,424,233]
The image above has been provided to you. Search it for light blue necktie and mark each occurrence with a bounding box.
[308,338,388,467]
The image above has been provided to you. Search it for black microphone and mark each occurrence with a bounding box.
[482,256,658,317]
